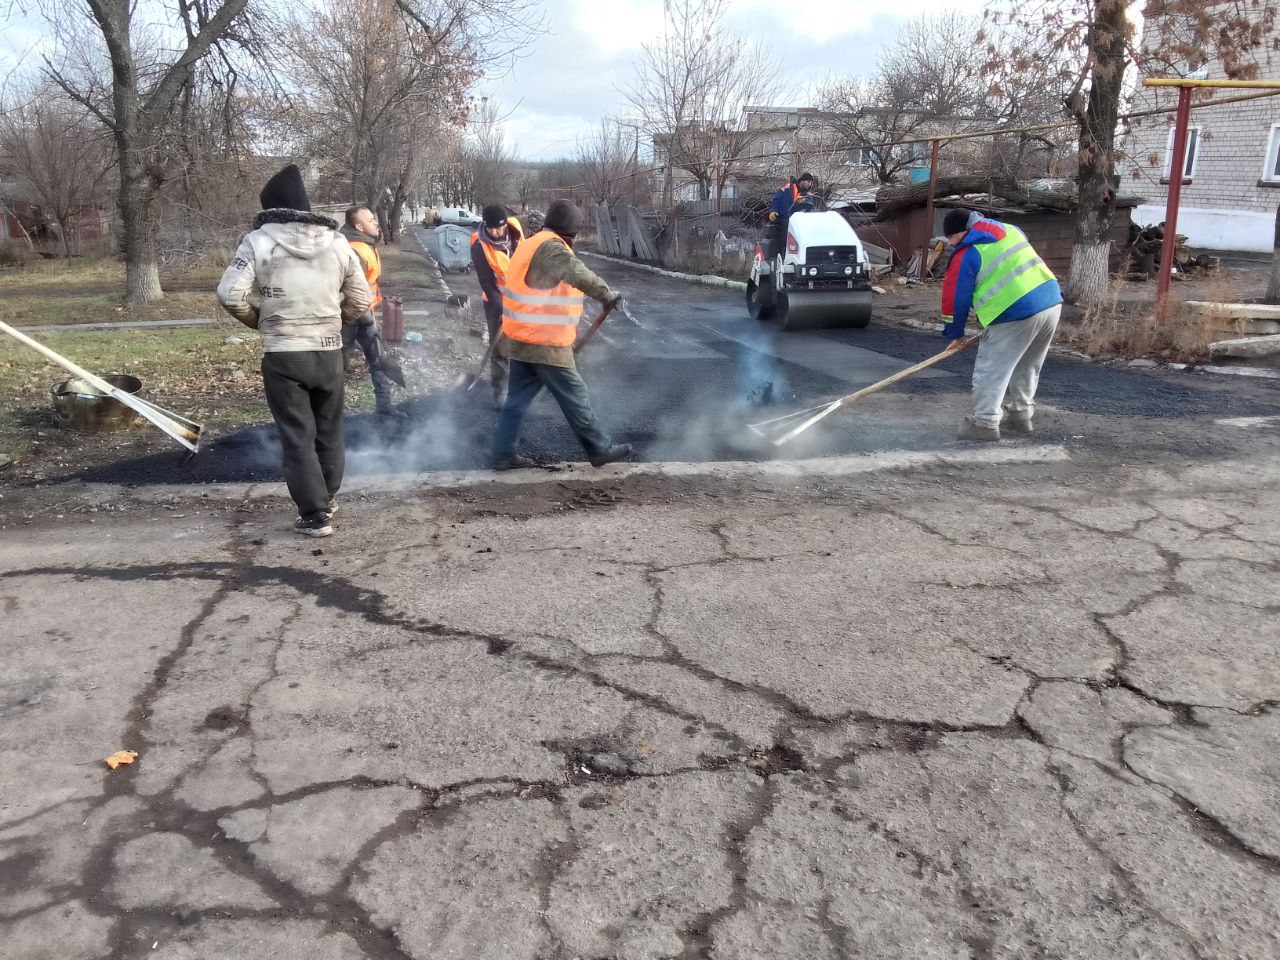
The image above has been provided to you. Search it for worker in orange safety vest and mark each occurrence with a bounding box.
[489,200,631,471]
[470,205,524,403]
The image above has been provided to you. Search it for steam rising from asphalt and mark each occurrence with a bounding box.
[331,303,805,475]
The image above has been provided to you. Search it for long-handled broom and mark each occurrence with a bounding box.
[747,335,979,446]
[0,320,203,452]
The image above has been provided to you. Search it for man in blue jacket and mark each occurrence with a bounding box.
[939,209,1063,441]
[765,173,817,259]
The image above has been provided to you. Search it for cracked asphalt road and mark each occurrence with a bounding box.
[4,435,1280,958]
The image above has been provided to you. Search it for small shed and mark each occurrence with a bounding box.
[847,184,1140,276]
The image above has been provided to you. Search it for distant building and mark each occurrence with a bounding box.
[650,105,1017,209]
[1121,2,1280,252]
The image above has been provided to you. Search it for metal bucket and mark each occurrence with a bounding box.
[51,374,144,432]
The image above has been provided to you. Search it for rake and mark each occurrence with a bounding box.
[747,335,979,447]
[0,320,203,452]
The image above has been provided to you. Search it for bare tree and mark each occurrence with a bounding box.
[817,14,1003,187]
[31,0,255,301]
[0,83,113,256]
[463,99,515,208]
[283,0,537,238]
[990,0,1278,307]
[817,78,937,186]
[625,0,780,205]
[575,120,648,206]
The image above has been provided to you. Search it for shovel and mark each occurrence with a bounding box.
[0,320,203,452]
[458,301,618,391]
[747,335,979,446]
[572,301,618,354]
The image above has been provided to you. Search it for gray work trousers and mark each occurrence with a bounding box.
[970,304,1060,428]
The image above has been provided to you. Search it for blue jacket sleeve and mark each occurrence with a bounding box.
[769,187,791,218]
[941,247,981,340]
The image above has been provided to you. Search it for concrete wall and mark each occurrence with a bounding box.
[1132,203,1276,252]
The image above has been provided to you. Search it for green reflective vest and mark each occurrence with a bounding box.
[971,226,1056,327]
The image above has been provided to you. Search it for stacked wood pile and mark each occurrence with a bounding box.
[594,204,659,262]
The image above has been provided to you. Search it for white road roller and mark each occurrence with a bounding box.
[746,210,873,330]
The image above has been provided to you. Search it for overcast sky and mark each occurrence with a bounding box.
[1,0,991,161]
[484,0,988,160]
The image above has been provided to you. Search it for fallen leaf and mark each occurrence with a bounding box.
[105,749,138,770]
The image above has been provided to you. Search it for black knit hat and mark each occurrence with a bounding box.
[544,199,583,239]
[943,209,971,238]
[797,172,815,183]
[482,204,509,228]
[260,164,311,212]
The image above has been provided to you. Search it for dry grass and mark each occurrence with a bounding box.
[1076,271,1254,362]
[0,253,229,327]
[0,326,271,469]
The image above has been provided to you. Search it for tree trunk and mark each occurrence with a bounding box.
[119,156,163,302]
[56,215,72,258]
[1067,0,1127,308]
[1266,205,1280,304]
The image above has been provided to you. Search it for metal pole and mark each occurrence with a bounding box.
[919,138,941,279]
[1156,86,1194,317]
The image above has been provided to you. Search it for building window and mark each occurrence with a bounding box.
[1264,124,1280,183]
[1162,125,1200,181]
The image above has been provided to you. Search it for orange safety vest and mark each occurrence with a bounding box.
[470,218,524,302]
[350,240,382,309]
[499,230,584,347]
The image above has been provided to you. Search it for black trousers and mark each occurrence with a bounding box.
[341,314,393,409]
[261,350,345,521]
[483,298,508,397]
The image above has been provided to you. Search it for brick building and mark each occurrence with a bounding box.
[1121,3,1280,252]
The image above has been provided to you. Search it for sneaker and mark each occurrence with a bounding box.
[957,418,1000,442]
[589,443,633,468]
[492,454,536,471]
[1003,412,1034,435]
[294,517,334,538]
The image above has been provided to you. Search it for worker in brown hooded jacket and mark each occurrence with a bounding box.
[490,199,630,470]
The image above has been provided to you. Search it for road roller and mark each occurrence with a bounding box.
[746,210,873,330]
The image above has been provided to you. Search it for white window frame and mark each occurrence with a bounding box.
[1163,125,1201,181]
[1263,123,1280,183]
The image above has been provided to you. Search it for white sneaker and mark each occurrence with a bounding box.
[294,517,334,538]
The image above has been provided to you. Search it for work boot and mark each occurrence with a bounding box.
[492,453,536,471]
[957,417,1000,442]
[294,516,334,538]
[375,402,408,419]
[1003,411,1034,435]
[589,443,633,468]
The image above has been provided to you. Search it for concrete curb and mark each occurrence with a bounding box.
[581,250,749,293]
[14,318,225,334]
[75,444,1071,504]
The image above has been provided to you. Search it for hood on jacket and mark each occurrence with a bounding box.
[254,209,340,261]
[339,223,378,248]
[957,219,1007,249]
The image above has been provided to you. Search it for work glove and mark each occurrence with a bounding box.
[768,211,779,222]
[603,292,623,311]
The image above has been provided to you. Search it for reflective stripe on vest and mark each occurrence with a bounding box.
[969,226,1055,326]
[499,230,584,347]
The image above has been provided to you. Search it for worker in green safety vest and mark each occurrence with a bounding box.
[940,209,1063,441]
